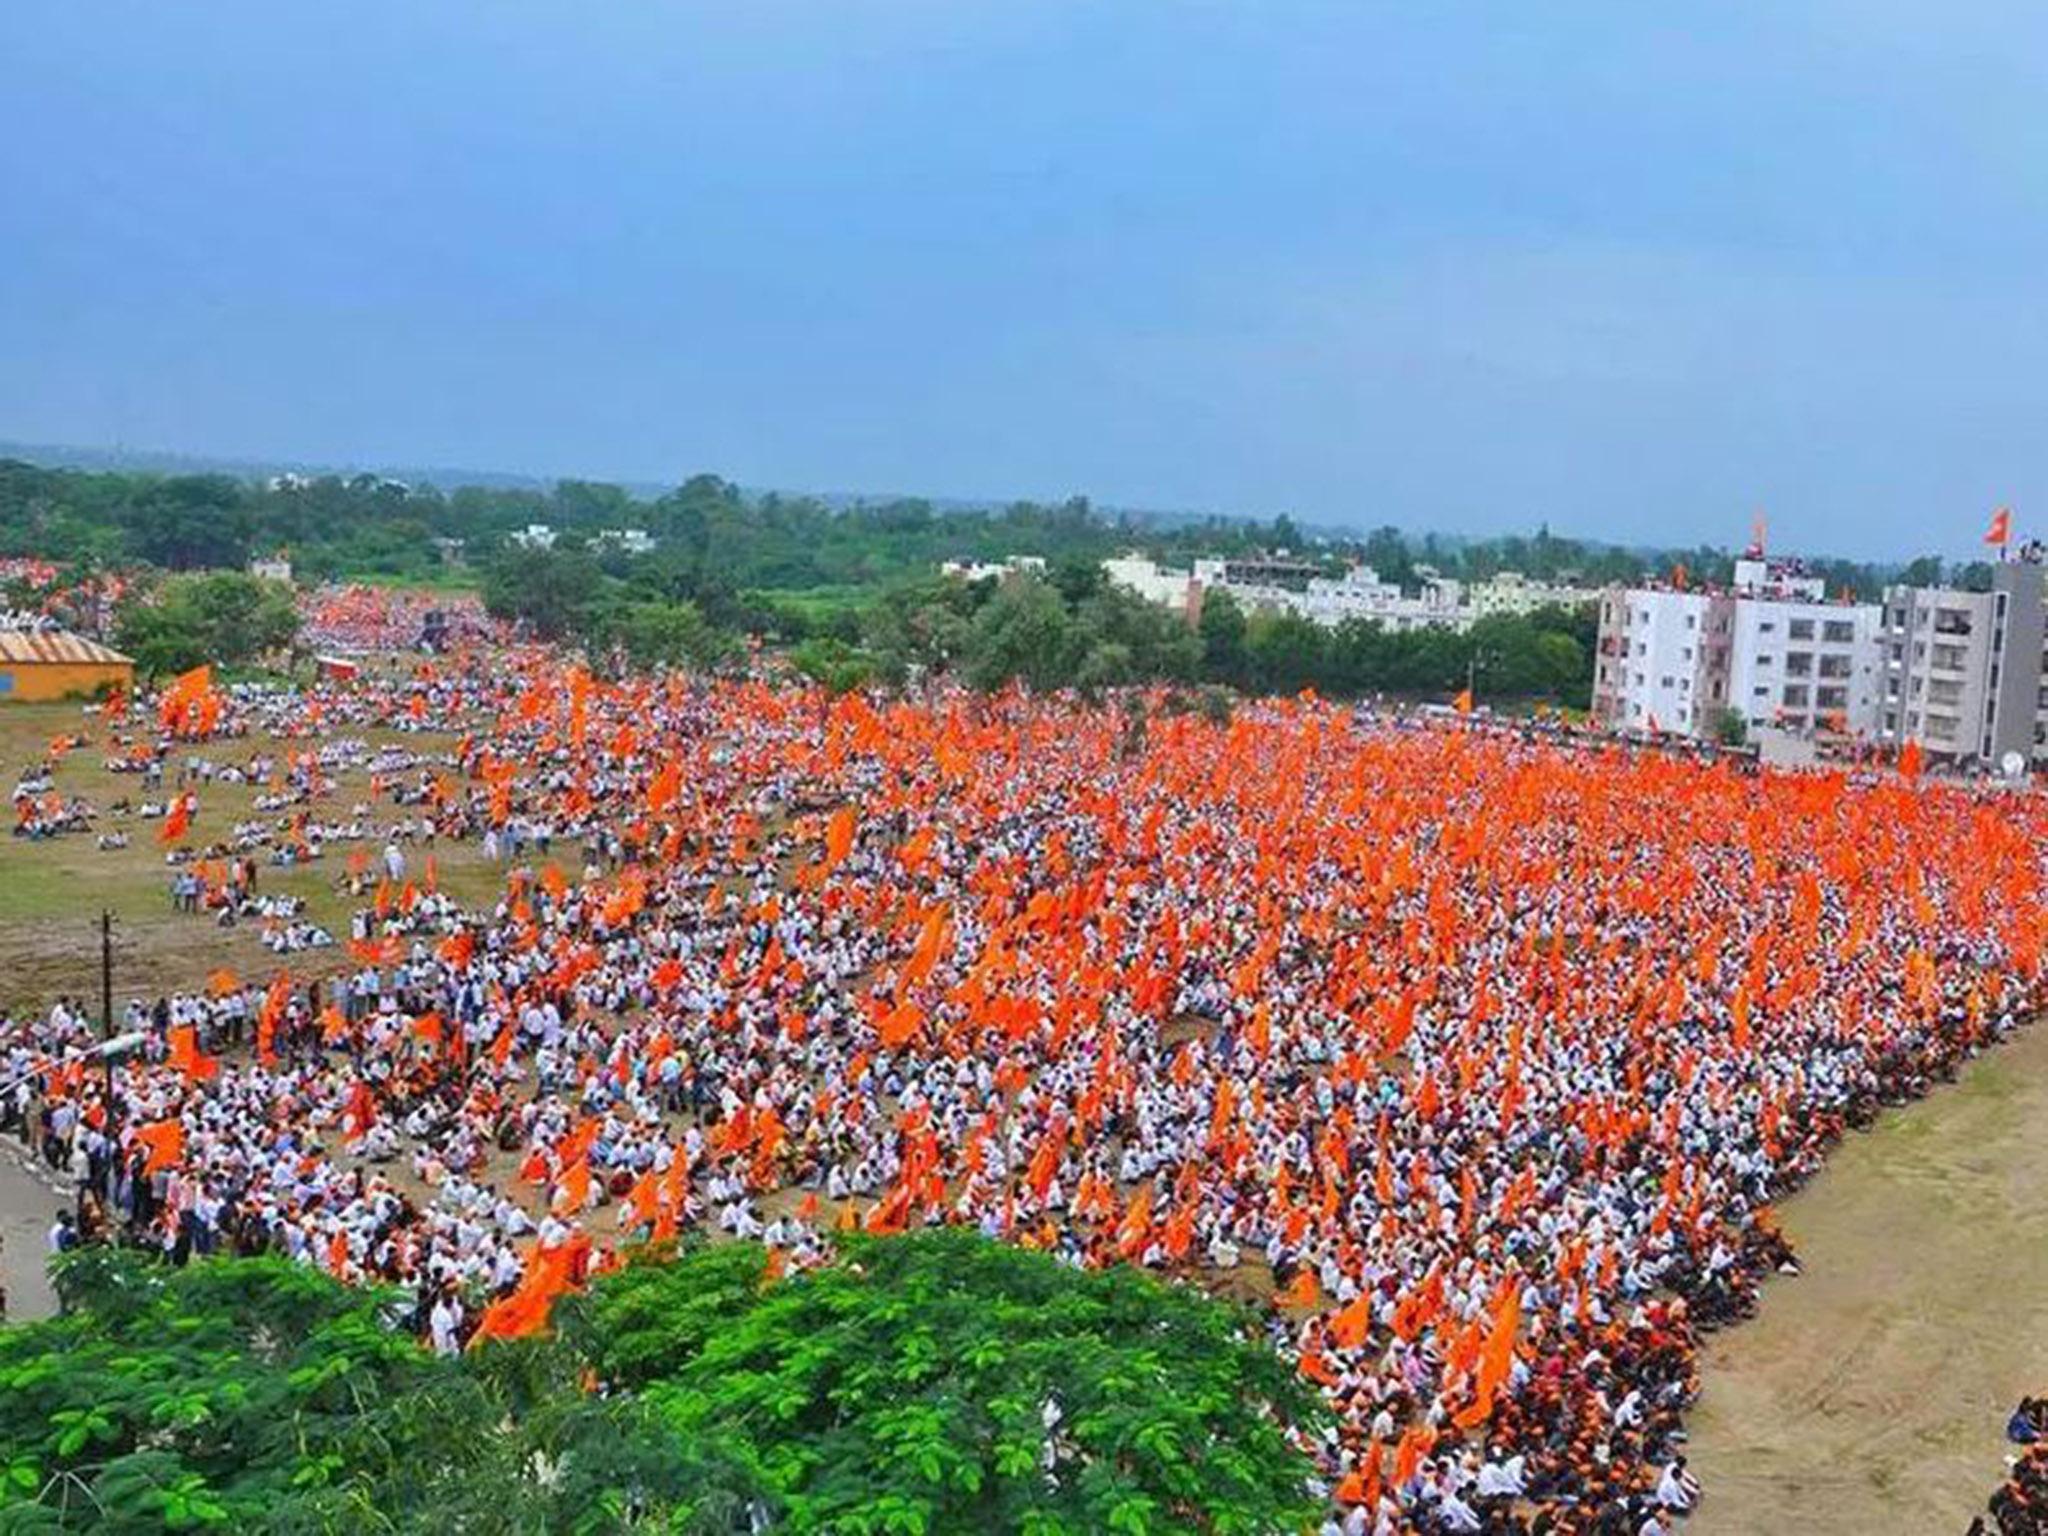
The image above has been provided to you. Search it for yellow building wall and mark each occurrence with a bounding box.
[0,661,133,702]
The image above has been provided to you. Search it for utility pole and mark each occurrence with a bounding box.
[100,910,116,1119]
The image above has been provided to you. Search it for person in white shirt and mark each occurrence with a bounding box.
[1473,1454,1526,1499]
[428,1287,464,1355]
[1655,1456,1699,1511]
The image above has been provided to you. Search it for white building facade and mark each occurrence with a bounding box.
[1099,554,1593,634]
[1594,559,1882,741]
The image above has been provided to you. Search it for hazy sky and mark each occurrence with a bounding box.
[3,2,2044,556]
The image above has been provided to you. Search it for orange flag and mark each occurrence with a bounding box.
[1278,1268,1320,1309]
[1329,1290,1373,1350]
[554,1159,592,1215]
[134,1118,184,1174]
[166,1025,219,1082]
[158,794,192,845]
[824,805,857,868]
[645,760,682,816]
[878,1000,924,1049]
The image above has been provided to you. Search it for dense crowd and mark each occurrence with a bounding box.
[3,640,2044,1535]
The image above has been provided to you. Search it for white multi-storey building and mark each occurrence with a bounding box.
[1723,593,1881,736]
[1592,588,1728,736]
[1876,558,2047,769]
[1593,557,1882,740]
[1100,555,1199,617]
[1465,571,1602,617]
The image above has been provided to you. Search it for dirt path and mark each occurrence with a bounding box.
[1687,1020,2048,1533]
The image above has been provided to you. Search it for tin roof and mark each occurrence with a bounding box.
[0,629,132,666]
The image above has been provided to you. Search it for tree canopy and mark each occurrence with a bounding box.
[0,1249,746,1533]
[113,572,300,681]
[0,1234,1323,1535]
[564,1231,1327,1536]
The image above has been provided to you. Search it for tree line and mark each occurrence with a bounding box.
[0,454,1952,599]
[483,546,1597,708]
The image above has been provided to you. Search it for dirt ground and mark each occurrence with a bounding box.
[1687,1019,2048,1532]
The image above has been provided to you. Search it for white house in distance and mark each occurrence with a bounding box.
[1593,554,1882,740]
[1098,553,1595,632]
[941,555,1048,585]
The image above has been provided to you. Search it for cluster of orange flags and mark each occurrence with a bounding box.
[157,664,221,738]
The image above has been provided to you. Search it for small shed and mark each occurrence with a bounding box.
[0,629,134,702]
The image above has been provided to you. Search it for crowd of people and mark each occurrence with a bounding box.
[1972,1399,2048,1535]
[3,640,2045,1534]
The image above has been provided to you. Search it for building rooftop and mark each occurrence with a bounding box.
[0,628,132,666]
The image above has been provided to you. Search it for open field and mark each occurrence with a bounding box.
[7,688,2048,1529]
[1688,1019,2048,1532]
[0,699,525,1011]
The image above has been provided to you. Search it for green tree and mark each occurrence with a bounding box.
[121,476,253,570]
[1713,707,1749,746]
[566,1232,1325,1536]
[114,572,299,681]
[1197,591,1250,689]
[482,544,604,640]
[963,576,1077,693]
[790,637,880,695]
[0,1250,748,1533]
[1243,611,1327,694]
[599,599,733,672]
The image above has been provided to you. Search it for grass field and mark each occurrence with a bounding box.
[0,699,516,1014]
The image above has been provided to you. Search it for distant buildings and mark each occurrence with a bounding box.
[591,528,656,556]
[1099,553,1596,633]
[1876,554,2047,770]
[1592,556,1882,741]
[1592,537,2048,768]
[941,556,1047,584]
[248,550,293,584]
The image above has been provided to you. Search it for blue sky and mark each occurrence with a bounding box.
[3,2,2044,556]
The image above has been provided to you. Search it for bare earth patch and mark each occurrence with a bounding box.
[1687,1019,2048,1532]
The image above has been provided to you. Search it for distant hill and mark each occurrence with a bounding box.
[0,438,1264,537]
[0,438,604,496]
[0,436,1682,557]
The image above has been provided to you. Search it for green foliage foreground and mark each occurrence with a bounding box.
[0,1232,1322,1535]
